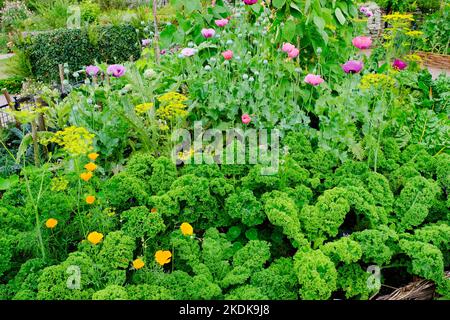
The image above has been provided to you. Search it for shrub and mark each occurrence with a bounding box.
[0,76,23,94]
[17,24,140,82]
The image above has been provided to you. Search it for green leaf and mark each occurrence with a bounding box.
[16,133,32,164]
[282,19,297,41]
[0,175,19,191]
[272,0,286,9]
[227,226,242,241]
[184,0,201,13]
[335,8,346,25]
[313,15,325,31]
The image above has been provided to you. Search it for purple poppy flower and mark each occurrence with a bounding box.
[342,60,364,74]
[392,59,408,70]
[107,64,126,78]
[181,48,196,57]
[201,28,216,39]
[86,65,100,77]
[160,49,167,55]
[142,39,151,46]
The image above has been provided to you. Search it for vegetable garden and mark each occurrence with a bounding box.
[0,0,449,301]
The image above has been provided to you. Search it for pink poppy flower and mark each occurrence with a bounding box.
[365,11,373,17]
[288,48,300,59]
[360,6,368,13]
[201,28,216,39]
[304,74,324,86]
[243,0,258,4]
[107,64,126,78]
[242,114,251,124]
[86,65,100,77]
[352,36,372,50]
[222,50,233,60]
[215,19,229,27]
[282,43,296,53]
[392,59,407,70]
[142,39,151,46]
[342,60,364,74]
[181,48,196,57]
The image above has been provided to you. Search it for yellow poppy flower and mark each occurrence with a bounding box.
[84,162,97,172]
[155,250,172,266]
[87,231,103,245]
[86,195,96,204]
[180,222,193,236]
[132,258,145,270]
[45,218,58,229]
[80,172,93,182]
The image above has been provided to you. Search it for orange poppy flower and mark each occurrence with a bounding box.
[151,208,157,213]
[180,222,193,236]
[87,231,103,245]
[45,218,58,229]
[86,195,96,204]
[132,258,145,270]
[84,162,97,172]
[80,172,93,182]
[88,153,99,161]
[155,250,172,266]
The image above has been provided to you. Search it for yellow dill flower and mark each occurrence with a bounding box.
[384,13,414,22]
[51,177,69,192]
[178,148,195,162]
[405,30,423,38]
[405,54,423,63]
[135,102,154,115]
[360,74,395,90]
[157,92,188,104]
[50,126,94,156]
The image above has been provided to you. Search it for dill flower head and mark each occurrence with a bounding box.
[135,102,154,115]
[360,73,395,90]
[384,12,414,22]
[51,177,69,192]
[50,126,94,156]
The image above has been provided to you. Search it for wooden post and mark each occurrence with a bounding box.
[152,0,161,65]
[2,88,20,128]
[58,64,65,93]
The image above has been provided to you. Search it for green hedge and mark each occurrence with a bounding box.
[0,77,24,94]
[18,25,141,82]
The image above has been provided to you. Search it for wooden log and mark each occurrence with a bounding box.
[1,88,20,128]
[59,64,65,93]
